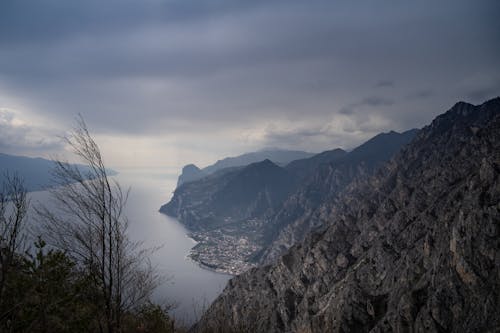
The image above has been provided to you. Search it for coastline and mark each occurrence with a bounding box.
[161,210,254,276]
[185,254,235,276]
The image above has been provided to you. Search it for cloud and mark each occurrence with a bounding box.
[0,109,63,156]
[0,0,499,167]
[375,80,394,88]
[406,89,434,100]
[243,110,398,153]
[339,96,394,115]
[466,87,500,102]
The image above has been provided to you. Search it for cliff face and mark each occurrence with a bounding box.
[177,164,205,187]
[194,98,500,332]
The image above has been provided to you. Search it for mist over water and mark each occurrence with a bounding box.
[27,168,232,325]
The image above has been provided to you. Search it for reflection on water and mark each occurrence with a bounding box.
[27,168,232,325]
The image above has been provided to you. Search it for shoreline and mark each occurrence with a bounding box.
[185,255,235,277]
[161,211,247,276]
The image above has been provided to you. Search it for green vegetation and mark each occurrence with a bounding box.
[0,235,177,333]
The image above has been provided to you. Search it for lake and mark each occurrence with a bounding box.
[26,168,232,325]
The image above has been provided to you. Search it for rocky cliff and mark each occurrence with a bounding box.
[193,97,500,332]
[177,164,205,187]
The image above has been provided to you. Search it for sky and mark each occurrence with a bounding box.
[1,0,499,171]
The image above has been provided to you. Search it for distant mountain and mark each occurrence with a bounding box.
[285,148,347,179]
[0,153,116,192]
[194,97,500,332]
[176,149,314,187]
[160,130,417,274]
[177,164,204,187]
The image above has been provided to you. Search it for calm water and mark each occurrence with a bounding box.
[27,168,231,325]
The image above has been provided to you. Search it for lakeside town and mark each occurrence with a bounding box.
[187,222,263,275]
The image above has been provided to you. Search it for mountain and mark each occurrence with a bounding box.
[285,148,347,179]
[161,130,417,274]
[258,129,418,265]
[177,164,204,187]
[203,149,316,174]
[193,97,500,332]
[0,153,117,192]
[176,149,314,187]
[162,160,296,231]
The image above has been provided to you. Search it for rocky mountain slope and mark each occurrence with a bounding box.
[176,149,314,187]
[259,129,418,265]
[194,97,500,332]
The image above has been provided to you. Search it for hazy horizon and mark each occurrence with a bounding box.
[1,0,499,170]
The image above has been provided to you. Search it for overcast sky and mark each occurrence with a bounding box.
[1,0,499,170]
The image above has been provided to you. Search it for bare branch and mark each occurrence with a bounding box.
[35,116,161,333]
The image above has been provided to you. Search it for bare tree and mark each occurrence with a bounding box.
[0,173,28,308]
[36,116,160,333]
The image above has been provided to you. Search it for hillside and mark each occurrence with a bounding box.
[194,98,500,332]
[259,129,418,264]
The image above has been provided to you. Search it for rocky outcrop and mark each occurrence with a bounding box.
[177,164,206,187]
[193,97,500,332]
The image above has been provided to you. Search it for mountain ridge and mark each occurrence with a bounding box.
[0,153,117,192]
[176,149,315,187]
[258,128,418,264]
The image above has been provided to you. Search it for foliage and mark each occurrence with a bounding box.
[0,237,95,333]
[122,302,174,333]
[0,237,180,333]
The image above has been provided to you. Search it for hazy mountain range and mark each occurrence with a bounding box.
[0,153,116,192]
[176,149,315,187]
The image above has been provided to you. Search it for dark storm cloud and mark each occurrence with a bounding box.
[406,90,434,100]
[0,0,273,45]
[466,86,500,103]
[0,0,499,154]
